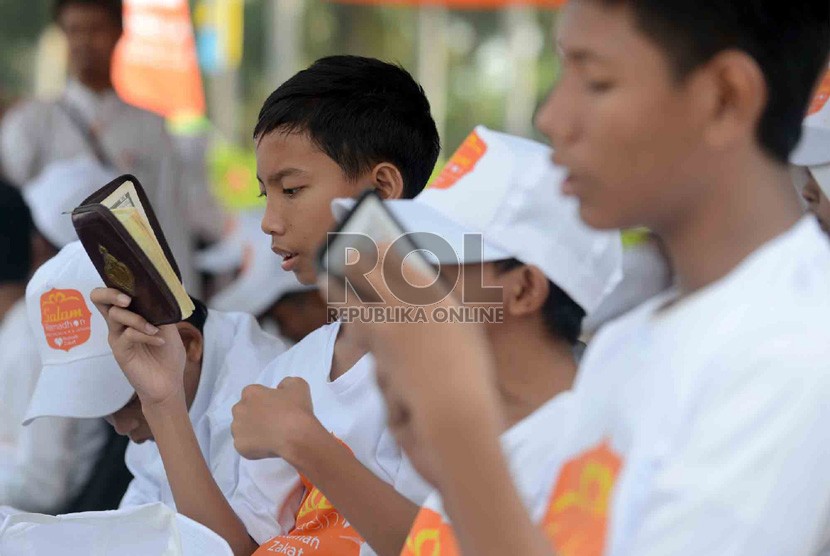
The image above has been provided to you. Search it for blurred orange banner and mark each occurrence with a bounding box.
[332,0,565,6]
[112,0,206,118]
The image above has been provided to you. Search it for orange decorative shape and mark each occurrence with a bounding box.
[541,440,622,556]
[430,130,488,190]
[809,69,830,116]
[40,289,93,352]
[401,507,461,556]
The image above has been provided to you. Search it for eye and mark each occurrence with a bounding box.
[586,80,614,93]
[282,186,305,198]
[257,190,266,198]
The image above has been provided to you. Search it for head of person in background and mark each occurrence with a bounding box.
[198,213,328,345]
[54,0,123,92]
[0,180,34,321]
[255,55,440,286]
[23,156,118,268]
[333,127,623,430]
[790,69,830,234]
[24,242,209,445]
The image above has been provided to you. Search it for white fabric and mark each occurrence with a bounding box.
[120,311,286,509]
[792,65,830,167]
[332,126,623,315]
[0,80,199,294]
[21,156,119,248]
[230,320,432,547]
[528,217,830,555]
[412,392,575,534]
[24,241,135,423]
[0,297,106,513]
[201,211,313,318]
[0,503,232,556]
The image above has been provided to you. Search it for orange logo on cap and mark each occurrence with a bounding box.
[541,439,622,556]
[40,289,92,352]
[808,69,830,116]
[430,130,488,190]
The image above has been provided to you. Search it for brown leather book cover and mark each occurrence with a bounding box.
[71,175,190,326]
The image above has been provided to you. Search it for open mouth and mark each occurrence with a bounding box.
[273,248,300,271]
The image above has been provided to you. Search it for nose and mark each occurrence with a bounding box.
[261,199,287,237]
[535,80,577,152]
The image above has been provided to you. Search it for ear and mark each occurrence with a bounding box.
[699,50,767,153]
[371,163,406,200]
[502,265,550,319]
[176,322,204,363]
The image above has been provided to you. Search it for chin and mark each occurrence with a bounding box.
[295,266,318,286]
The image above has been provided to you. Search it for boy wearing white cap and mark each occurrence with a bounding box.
[348,2,830,555]
[791,67,830,233]
[24,241,286,510]
[294,126,621,555]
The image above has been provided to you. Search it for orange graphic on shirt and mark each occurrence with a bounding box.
[809,69,830,116]
[401,507,460,556]
[541,440,622,556]
[254,442,364,556]
[430,130,488,190]
[39,289,92,352]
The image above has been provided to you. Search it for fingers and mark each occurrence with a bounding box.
[121,326,166,347]
[90,287,131,318]
[107,305,160,336]
[276,377,310,392]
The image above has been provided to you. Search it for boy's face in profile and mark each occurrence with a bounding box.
[535,0,713,231]
[256,131,365,285]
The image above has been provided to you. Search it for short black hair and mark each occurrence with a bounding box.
[253,55,441,199]
[54,0,123,30]
[590,0,830,163]
[0,180,33,283]
[184,297,208,334]
[494,259,586,345]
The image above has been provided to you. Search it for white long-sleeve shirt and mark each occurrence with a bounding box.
[0,80,198,294]
[0,298,106,513]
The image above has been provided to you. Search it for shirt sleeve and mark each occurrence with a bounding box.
[0,100,45,187]
[620,332,830,556]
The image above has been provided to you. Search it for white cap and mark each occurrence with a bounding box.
[200,212,313,317]
[333,126,623,315]
[22,156,119,249]
[791,66,830,167]
[23,241,134,425]
[0,503,232,555]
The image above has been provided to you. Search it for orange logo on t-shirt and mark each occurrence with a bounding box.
[809,69,830,116]
[541,440,622,556]
[39,289,92,352]
[401,507,460,556]
[255,441,363,556]
[430,130,488,190]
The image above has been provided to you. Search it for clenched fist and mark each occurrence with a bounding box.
[231,377,327,462]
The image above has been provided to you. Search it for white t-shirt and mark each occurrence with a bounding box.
[0,298,106,513]
[401,392,574,554]
[119,311,286,509]
[528,217,830,555]
[230,320,431,555]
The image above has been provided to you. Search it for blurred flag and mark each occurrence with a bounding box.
[195,0,245,75]
[112,0,206,119]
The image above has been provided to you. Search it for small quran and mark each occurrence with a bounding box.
[72,175,194,325]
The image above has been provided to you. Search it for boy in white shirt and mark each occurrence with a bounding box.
[90,55,441,555]
[344,2,830,555]
[23,241,285,509]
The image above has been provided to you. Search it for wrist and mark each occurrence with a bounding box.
[282,416,336,475]
[141,391,188,422]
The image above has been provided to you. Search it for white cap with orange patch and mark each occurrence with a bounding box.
[23,241,134,425]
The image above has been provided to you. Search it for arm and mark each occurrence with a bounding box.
[90,288,258,556]
[287,423,420,556]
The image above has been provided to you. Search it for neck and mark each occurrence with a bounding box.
[656,152,801,295]
[490,323,577,429]
[0,284,25,322]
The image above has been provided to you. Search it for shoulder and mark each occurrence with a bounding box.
[253,322,339,386]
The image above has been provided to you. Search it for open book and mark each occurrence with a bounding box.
[72,175,194,325]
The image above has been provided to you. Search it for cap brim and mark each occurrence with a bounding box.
[331,198,512,265]
[23,353,135,425]
[791,126,830,167]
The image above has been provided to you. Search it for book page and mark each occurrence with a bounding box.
[110,207,194,318]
